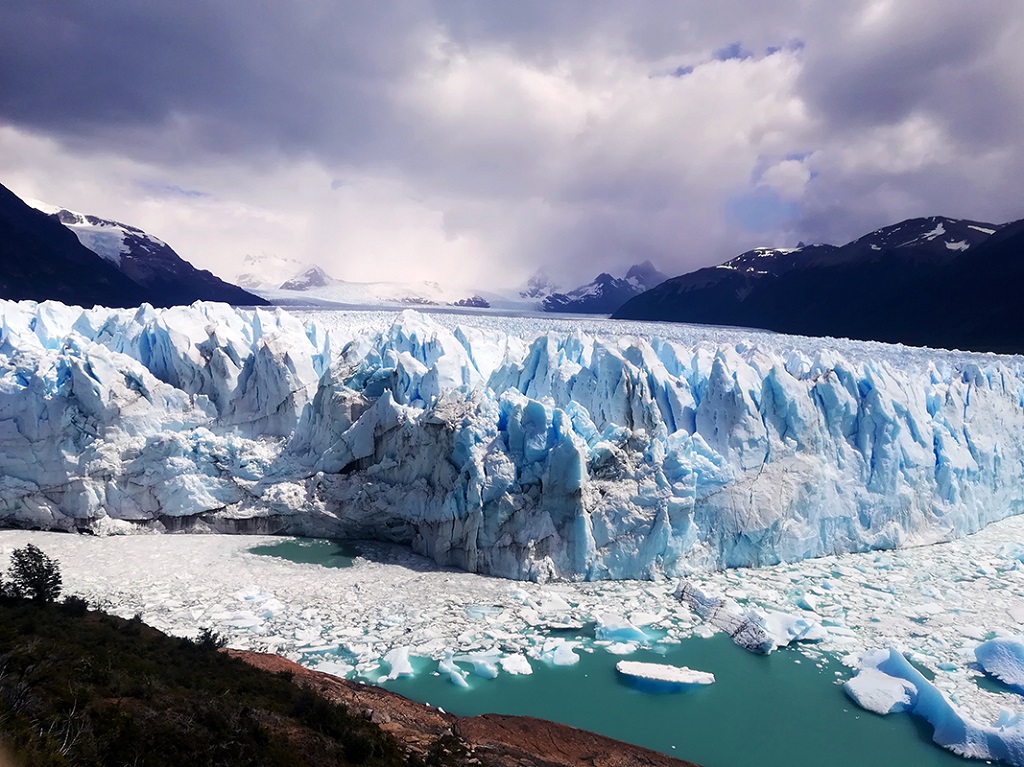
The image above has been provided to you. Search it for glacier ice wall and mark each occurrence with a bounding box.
[2,299,1023,580]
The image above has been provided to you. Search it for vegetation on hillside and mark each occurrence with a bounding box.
[0,545,444,767]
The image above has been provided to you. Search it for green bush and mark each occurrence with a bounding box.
[6,543,62,602]
[59,595,90,616]
[195,626,228,650]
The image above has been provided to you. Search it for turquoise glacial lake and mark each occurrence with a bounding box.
[258,538,980,767]
[382,635,975,767]
[249,538,360,568]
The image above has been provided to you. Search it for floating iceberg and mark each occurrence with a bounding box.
[975,637,1024,693]
[615,660,714,692]
[499,654,533,675]
[595,613,648,644]
[677,582,823,653]
[382,646,414,679]
[438,654,469,687]
[2,300,1024,580]
[846,648,1024,765]
[844,667,916,715]
[540,638,580,666]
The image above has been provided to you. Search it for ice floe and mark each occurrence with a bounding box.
[975,637,1024,693]
[616,660,715,690]
[847,648,1024,764]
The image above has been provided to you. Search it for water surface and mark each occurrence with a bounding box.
[382,635,974,767]
[249,538,359,568]
[258,536,981,767]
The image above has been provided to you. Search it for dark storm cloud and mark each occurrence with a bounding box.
[0,0,805,165]
[0,1,1022,287]
[798,2,1024,143]
[0,2,430,161]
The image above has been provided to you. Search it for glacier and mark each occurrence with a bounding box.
[1,299,1024,580]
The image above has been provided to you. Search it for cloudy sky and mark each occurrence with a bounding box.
[1,1,1022,291]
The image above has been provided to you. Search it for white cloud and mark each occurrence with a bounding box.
[758,159,811,200]
[0,1,1021,290]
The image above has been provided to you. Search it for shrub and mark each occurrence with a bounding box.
[7,544,62,602]
[60,594,90,616]
[195,627,228,650]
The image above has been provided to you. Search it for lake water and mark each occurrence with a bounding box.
[257,537,983,767]
[249,538,360,568]
[380,634,973,767]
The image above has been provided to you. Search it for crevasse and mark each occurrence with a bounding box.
[1,299,1022,581]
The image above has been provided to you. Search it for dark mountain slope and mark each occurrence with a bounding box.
[543,261,668,314]
[0,182,268,308]
[0,182,150,308]
[614,216,1024,354]
[46,205,268,306]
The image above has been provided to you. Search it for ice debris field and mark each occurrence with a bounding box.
[2,300,1024,580]
[6,514,1024,764]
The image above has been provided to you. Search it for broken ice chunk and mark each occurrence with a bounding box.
[540,638,580,666]
[383,646,414,679]
[846,648,1024,764]
[604,641,640,655]
[975,637,1024,693]
[615,660,715,692]
[438,654,470,687]
[677,582,824,654]
[455,651,501,679]
[499,654,533,675]
[595,613,648,644]
[314,659,356,678]
[845,667,917,714]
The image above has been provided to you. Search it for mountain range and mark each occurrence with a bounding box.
[5,176,1023,355]
[234,257,666,315]
[614,216,1024,354]
[236,255,507,309]
[0,182,266,308]
[542,261,669,314]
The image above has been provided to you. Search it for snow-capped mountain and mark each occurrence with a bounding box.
[256,275,498,309]
[234,254,313,291]
[0,182,150,308]
[279,265,334,291]
[1,301,1022,582]
[615,216,1024,354]
[518,269,560,300]
[20,192,266,307]
[238,260,538,312]
[542,261,668,314]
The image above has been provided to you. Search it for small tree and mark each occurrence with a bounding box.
[7,543,62,602]
[195,627,228,650]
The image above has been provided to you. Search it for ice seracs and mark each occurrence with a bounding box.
[2,300,1024,581]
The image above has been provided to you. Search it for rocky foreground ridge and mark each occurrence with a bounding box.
[233,650,698,767]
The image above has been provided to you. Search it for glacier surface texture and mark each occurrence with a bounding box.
[1,300,1023,580]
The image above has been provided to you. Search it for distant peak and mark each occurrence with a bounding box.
[519,268,560,299]
[279,265,335,291]
[624,261,668,289]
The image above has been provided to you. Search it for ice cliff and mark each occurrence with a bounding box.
[2,300,1023,580]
